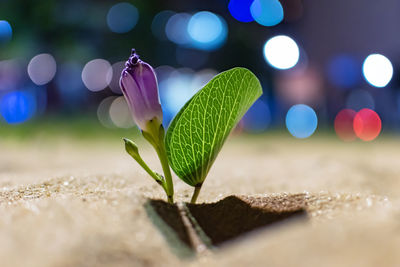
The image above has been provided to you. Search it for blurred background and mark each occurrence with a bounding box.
[1,0,399,141]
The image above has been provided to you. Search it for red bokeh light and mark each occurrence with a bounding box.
[353,109,382,141]
[334,109,357,141]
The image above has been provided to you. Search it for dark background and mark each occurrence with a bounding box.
[1,0,399,137]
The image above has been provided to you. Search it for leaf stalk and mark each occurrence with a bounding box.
[190,185,202,204]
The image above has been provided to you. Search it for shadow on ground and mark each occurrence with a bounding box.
[144,195,307,258]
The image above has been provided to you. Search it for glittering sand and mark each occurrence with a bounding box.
[0,135,399,267]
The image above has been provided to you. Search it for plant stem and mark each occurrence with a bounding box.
[133,154,162,183]
[154,139,174,204]
[190,185,202,204]
[123,138,167,192]
[142,120,174,204]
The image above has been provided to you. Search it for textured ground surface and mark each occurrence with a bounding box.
[0,135,399,267]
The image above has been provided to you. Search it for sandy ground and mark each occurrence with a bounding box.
[0,135,399,267]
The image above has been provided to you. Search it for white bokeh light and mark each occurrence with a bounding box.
[109,96,135,128]
[362,54,393,88]
[97,96,116,128]
[263,35,299,70]
[27,53,57,85]
[107,61,125,94]
[82,59,112,92]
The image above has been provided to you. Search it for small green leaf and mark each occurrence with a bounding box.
[165,67,262,186]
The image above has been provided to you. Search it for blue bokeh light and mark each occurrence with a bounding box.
[20,86,47,116]
[56,62,87,109]
[187,11,227,50]
[285,104,317,138]
[0,91,36,124]
[157,68,209,126]
[161,73,196,114]
[152,10,175,41]
[242,99,271,133]
[107,3,139,33]
[327,55,360,89]
[0,20,12,43]
[250,0,284,27]
[228,0,254,23]
[165,13,192,45]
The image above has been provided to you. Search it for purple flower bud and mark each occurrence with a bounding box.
[119,49,163,131]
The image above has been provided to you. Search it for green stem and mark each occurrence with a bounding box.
[133,156,169,196]
[153,140,174,204]
[133,155,163,184]
[142,120,174,204]
[190,185,202,204]
[123,138,168,194]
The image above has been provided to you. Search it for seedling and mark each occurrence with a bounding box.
[120,49,262,203]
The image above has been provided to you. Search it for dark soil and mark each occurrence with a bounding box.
[187,195,306,246]
[144,200,194,251]
[145,195,307,255]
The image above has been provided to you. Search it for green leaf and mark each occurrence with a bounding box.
[165,67,262,187]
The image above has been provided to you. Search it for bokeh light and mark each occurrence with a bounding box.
[97,96,116,128]
[285,104,318,138]
[152,10,175,41]
[0,60,22,91]
[56,62,86,109]
[334,109,357,141]
[0,20,12,43]
[157,67,216,125]
[82,59,112,92]
[228,0,254,23]
[160,69,197,116]
[346,89,375,111]
[327,54,360,89]
[108,61,125,94]
[0,91,36,124]
[155,65,175,82]
[276,66,323,105]
[242,99,271,132]
[250,0,284,27]
[264,35,299,70]
[362,54,393,88]
[1,0,398,137]
[353,108,381,141]
[165,12,227,51]
[107,2,139,33]
[191,69,218,90]
[27,54,57,85]
[187,11,227,50]
[109,96,135,128]
[165,13,192,45]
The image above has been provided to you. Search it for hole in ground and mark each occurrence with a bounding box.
[145,195,307,258]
